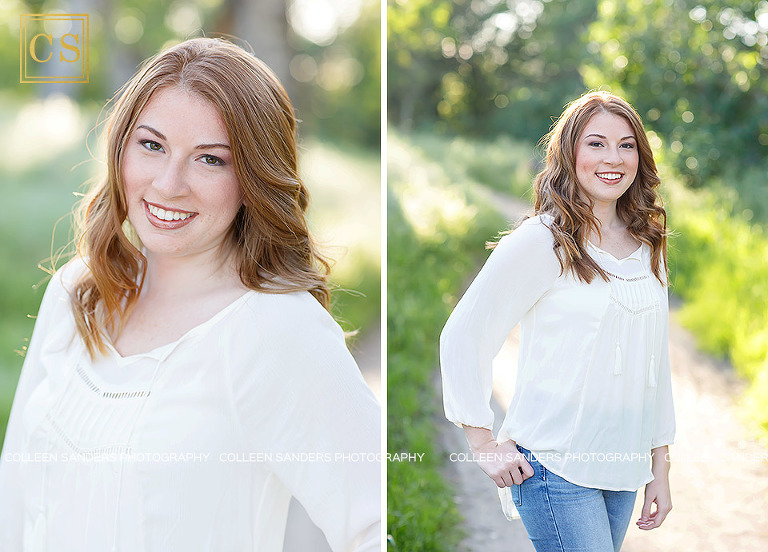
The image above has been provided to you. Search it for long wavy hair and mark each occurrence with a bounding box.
[510,91,667,285]
[72,37,330,358]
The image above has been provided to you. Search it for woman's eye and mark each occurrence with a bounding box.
[200,154,225,166]
[139,139,163,152]
[589,141,604,147]
[620,143,635,149]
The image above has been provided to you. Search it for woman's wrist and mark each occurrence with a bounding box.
[462,425,496,451]
[650,445,670,476]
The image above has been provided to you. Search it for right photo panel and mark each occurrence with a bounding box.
[387,1,768,550]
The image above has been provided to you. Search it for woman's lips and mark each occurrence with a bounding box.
[595,172,624,185]
[143,200,197,229]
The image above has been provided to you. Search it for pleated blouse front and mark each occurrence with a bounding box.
[0,260,381,552]
[440,214,676,491]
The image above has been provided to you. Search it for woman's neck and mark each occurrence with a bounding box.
[140,246,243,301]
[591,200,624,232]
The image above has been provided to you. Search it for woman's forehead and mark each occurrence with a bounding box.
[581,111,635,138]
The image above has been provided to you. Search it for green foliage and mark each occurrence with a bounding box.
[666,180,768,439]
[293,1,381,148]
[387,129,506,549]
[387,0,599,137]
[583,0,768,186]
[409,131,536,199]
[388,0,768,220]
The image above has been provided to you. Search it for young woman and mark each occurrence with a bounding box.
[0,38,380,551]
[440,91,675,552]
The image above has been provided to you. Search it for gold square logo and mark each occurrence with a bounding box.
[20,14,89,83]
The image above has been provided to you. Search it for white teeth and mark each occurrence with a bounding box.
[147,203,194,221]
[597,172,622,180]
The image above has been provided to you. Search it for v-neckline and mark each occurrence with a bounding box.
[587,240,643,262]
[104,289,257,362]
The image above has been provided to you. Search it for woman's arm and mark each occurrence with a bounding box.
[639,272,675,529]
[230,293,380,552]
[440,217,561,432]
[0,267,70,547]
[637,445,672,530]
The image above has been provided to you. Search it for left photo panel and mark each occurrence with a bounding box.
[0,2,381,551]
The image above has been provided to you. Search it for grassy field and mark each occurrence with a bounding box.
[0,96,381,450]
[387,129,508,550]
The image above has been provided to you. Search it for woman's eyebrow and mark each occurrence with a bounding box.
[585,133,636,140]
[136,124,166,141]
[136,124,230,150]
[194,142,230,150]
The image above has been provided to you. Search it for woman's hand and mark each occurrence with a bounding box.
[462,426,534,488]
[637,445,672,530]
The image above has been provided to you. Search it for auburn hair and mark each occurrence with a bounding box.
[71,37,330,358]
[497,91,667,285]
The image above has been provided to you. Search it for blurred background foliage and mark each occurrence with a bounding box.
[388,0,767,549]
[389,0,768,206]
[0,0,381,456]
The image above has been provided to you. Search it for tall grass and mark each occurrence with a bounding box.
[387,130,508,550]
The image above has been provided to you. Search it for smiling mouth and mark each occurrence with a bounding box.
[144,201,198,229]
[596,172,624,183]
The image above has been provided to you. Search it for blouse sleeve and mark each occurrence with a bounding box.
[0,266,71,547]
[440,216,561,431]
[229,293,381,552]
[651,282,676,448]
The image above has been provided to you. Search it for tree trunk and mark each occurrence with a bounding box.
[227,0,293,96]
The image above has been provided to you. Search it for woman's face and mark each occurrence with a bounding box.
[574,111,639,207]
[121,86,242,261]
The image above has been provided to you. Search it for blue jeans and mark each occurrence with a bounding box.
[512,445,636,552]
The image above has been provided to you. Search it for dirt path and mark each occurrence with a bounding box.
[438,188,768,551]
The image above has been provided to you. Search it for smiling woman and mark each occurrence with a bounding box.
[440,91,675,552]
[0,37,380,552]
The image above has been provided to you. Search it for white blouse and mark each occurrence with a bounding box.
[0,259,381,551]
[440,214,675,491]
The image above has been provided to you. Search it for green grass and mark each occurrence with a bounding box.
[386,129,509,550]
[0,98,380,451]
[411,131,537,200]
[664,177,768,442]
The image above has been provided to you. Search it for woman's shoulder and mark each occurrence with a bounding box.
[35,256,89,306]
[51,256,90,293]
[519,212,555,232]
[496,213,556,252]
[241,288,341,337]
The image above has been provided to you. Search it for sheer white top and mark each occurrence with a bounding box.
[440,214,675,491]
[0,259,381,551]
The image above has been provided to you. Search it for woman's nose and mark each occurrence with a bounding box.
[604,147,623,165]
[152,158,189,197]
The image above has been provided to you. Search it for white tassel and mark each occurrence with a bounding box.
[614,344,622,375]
[648,354,657,387]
